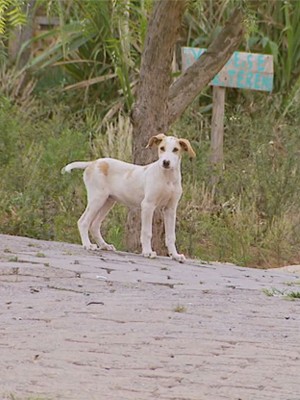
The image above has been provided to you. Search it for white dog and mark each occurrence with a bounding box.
[62,134,196,262]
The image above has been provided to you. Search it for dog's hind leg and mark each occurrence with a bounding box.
[77,192,109,251]
[89,197,116,251]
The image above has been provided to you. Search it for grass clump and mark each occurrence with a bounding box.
[263,287,300,300]
[286,291,300,300]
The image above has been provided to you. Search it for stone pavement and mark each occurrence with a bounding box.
[0,234,299,400]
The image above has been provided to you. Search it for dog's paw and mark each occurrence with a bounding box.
[143,251,157,259]
[99,243,116,252]
[171,253,186,263]
[83,244,99,251]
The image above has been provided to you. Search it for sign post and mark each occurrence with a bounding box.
[182,47,274,184]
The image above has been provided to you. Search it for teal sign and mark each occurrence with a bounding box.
[182,47,273,92]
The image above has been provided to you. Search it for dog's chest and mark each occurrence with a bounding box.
[156,180,180,206]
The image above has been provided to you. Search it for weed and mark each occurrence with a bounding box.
[173,305,187,313]
[8,256,18,262]
[263,287,300,300]
[35,252,46,258]
[262,288,285,297]
[286,291,300,300]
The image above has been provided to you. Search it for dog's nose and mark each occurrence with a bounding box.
[163,160,170,169]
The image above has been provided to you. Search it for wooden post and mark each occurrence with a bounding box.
[210,86,225,185]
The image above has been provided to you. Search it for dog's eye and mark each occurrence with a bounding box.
[160,146,165,152]
[173,147,179,153]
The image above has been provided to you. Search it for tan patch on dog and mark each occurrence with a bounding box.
[146,133,166,148]
[98,161,109,176]
[178,139,196,158]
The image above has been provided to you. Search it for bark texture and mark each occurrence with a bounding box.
[126,4,245,254]
[126,0,187,253]
[132,0,187,166]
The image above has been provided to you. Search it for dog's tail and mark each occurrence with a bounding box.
[61,161,92,174]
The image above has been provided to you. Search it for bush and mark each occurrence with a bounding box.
[0,96,89,241]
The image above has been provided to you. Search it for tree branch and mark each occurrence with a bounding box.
[167,8,245,125]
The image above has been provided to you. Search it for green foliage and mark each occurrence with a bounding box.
[0,0,27,63]
[21,0,149,118]
[1,0,300,268]
[0,0,26,35]
[0,96,89,241]
[0,91,299,268]
[174,96,300,267]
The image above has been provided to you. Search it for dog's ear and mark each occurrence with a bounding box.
[179,139,196,159]
[146,133,166,148]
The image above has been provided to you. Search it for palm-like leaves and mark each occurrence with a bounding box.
[20,0,148,116]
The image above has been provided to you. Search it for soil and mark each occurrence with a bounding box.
[0,234,300,400]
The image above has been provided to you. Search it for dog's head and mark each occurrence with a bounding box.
[146,134,196,170]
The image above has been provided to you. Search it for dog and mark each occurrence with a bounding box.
[62,134,196,262]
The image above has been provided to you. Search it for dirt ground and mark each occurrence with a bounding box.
[0,233,300,400]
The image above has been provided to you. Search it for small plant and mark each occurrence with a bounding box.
[8,256,18,262]
[173,304,187,313]
[35,252,46,258]
[262,288,284,297]
[263,287,300,300]
[286,291,300,300]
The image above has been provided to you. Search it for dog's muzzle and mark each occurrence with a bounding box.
[162,160,170,169]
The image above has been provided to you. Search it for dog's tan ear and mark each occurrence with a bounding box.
[146,133,166,148]
[179,139,196,158]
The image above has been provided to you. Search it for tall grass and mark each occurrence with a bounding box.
[0,91,299,268]
[174,95,300,267]
[1,0,300,267]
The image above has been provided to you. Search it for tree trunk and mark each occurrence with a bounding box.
[131,0,187,166]
[126,0,187,254]
[126,3,245,254]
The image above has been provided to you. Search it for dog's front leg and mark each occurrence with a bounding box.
[141,200,156,258]
[164,203,185,263]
